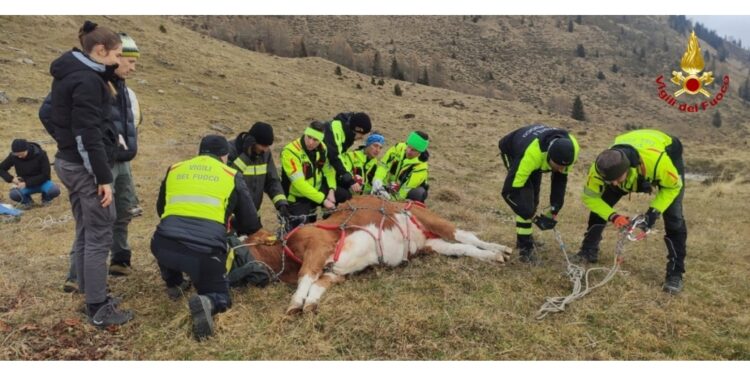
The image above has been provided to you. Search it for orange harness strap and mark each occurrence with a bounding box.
[403,200,439,239]
[282,225,304,264]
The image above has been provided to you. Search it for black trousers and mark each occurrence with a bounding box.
[581,137,687,276]
[502,164,542,250]
[150,233,231,312]
[288,198,320,229]
[502,170,542,220]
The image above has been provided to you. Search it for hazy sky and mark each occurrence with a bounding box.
[688,16,750,48]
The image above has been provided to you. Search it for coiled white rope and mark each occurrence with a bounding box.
[535,216,650,319]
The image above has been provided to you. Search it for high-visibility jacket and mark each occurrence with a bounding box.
[324,116,357,181]
[373,142,428,200]
[583,129,682,221]
[280,137,337,204]
[162,155,237,224]
[499,124,580,215]
[342,148,379,194]
[232,150,287,211]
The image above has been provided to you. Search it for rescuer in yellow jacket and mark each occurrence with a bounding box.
[151,135,261,340]
[280,121,338,228]
[575,129,686,294]
[340,132,385,195]
[498,124,579,263]
[322,112,372,203]
[372,131,430,202]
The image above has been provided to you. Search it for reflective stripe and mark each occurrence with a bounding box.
[271,194,286,204]
[233,158,248,171]
[516,216,534,235]
[169,195,221,206]
[516,226,534,235]
[246,164,267,175]
[225,248,235,273]
[516,215,532,224]
[289,172,305,181]
[233,158,268,176]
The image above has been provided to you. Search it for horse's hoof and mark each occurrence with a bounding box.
[303,303,319,314]
[494,253,507,264]
[285,305,303,315]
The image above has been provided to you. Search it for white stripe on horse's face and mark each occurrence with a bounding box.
[331,213,427,274]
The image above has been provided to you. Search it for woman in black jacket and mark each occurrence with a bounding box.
[48,21,133,328]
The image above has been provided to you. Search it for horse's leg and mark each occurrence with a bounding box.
[287,273,319,315]
[286,241,333,315]
[425,238,507,263]
[454,229,513,259]
[303,272,344,313]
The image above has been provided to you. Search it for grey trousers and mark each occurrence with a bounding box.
[111,161,137,265]
[56,159,116,304]
[67,161,139,279]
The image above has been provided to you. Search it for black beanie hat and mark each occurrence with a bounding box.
[547,137,575,166]
[11,139,28,153]
[248,122,274,146]
[350,112,372,134]
[199,135,229,156]
[595,149,631,181]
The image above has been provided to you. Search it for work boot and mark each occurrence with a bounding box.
[62,278,78,293]
[518,247,537,263]
[570,249,599,264]
[189,295,215,341]
[109,263,132,277]
[662,274,684,295]
[88,298,134,329]
[166,280,192,301]
[516,235,537,264]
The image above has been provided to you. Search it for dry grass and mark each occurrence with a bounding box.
[1,16,749,360]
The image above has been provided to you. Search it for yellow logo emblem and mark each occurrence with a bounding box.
[670,31,714,97]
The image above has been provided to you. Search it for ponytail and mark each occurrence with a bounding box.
[78,20,121,54]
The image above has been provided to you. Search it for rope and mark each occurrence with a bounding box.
[278,197,421,268]
[23,213,74,231]
[535,215,650,320]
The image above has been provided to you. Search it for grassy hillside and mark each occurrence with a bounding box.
[0,15,748,360]
[176,15,750,145]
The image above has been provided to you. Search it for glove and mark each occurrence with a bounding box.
[372,180,384,193]
[375,188,391,200]
[641,207,660,230]
[533,214,557,231]
[339,173,354,189]
[277,204,290,220]
[609,213,631,229]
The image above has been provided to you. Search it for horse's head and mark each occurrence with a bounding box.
[245,227,300,285]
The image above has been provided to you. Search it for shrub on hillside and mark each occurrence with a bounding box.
[712,111,722,128]
[576,44,586,58]
[394,84,403,96]
[572,95,586,121]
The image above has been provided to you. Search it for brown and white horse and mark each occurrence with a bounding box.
[246,195,512,314]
